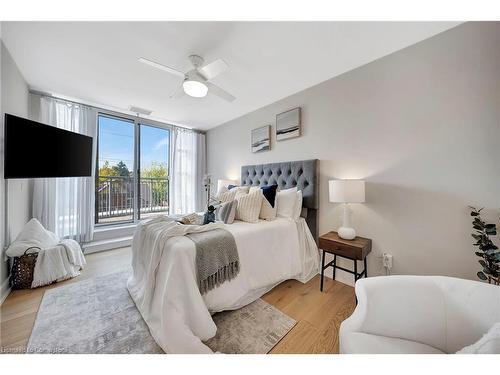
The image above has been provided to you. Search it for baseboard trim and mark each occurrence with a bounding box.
[0,277,11,305]
[83,236,132,254]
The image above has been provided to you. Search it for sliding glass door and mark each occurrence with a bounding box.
[138,124,170,220]
[95,114,171,225]
[96,115,135,224]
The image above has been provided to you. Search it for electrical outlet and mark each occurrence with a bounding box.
[382,252,393,270]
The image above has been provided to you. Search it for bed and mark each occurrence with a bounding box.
[127,159,320,353]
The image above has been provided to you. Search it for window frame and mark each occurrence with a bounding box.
[94,109,172,227]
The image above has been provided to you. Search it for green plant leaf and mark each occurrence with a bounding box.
[473,217,484,225]
[477,271,487,280]
[483,268,493,275]
[479,260,487,268]
[475,252,484,257]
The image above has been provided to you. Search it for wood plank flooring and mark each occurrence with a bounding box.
[0,247,355,354]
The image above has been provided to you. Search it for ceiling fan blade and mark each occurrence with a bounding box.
[198,59,228,80]
[139,57,185,78]
[206,82,235,102]
[170,80,185,99]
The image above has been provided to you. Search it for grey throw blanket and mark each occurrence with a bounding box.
[186,228,240,295]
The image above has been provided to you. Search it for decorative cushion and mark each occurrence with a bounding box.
[217,189,237,203]
[217,185,229,196]
[235,190,263,223]
[216,200,237,224]
[6,218,59,257]
[249,185,278,220]
[233,186,250,197]
[457,323,500,354]
[261,185,278,207]
[260,197,277,221]
[276,187,298,219]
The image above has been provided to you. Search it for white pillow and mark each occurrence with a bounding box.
[233,186,250,197]
[235,190,263,223]
[457,323,500,354]
[217,186,249,203]
[249,186,277,220]
[276,187,298,219]
[217,185,229,196]
[217,189,237,203]
[260,196,277,221]
[6,218,59,257]
[292,190,303,220]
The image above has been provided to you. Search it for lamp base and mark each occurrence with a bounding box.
[338,227,356,240]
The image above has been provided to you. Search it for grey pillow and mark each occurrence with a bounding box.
[217,200,237,224]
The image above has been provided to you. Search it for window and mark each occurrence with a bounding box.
[95,113,171,225]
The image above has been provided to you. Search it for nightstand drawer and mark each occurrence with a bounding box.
[319,238,359,259]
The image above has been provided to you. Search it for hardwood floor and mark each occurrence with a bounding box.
[264,272,356,353]
[0,247,355,354]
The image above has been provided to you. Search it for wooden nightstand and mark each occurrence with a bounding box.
[319,231,372,291]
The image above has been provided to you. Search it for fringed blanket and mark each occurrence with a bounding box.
[187,229,239,294]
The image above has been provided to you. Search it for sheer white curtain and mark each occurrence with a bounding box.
[30,95,97,243]
[169,127,206,214]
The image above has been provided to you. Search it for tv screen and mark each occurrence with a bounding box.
[4,114,93,179]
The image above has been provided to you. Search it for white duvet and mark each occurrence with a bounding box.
[127,216,319,354]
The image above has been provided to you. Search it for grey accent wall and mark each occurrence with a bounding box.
[1,39,31,301]
[207,22,500,285]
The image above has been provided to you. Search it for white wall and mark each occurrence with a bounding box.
[1,39,31,302]
[207,22,500,285]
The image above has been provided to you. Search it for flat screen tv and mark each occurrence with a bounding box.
[4,113,93,179]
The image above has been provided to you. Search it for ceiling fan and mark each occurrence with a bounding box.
[139,54,235,102]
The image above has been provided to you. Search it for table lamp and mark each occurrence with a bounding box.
[329,179,365,240]
[217,179,237,194]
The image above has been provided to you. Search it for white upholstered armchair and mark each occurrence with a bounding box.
[340,276,500,354]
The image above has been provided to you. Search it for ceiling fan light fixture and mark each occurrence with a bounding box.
[183,79,208,98]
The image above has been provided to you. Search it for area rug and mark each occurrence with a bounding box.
[28,270,295,354]
[205,299,296,354]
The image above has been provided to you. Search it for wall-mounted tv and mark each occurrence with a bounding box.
[4,114,93,179]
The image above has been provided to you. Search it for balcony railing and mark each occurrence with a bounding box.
[96,175,169,223]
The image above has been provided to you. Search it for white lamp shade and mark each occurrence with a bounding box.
[217,179,237,193]
[329,180,365,203]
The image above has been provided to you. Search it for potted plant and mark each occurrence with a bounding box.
[469,206,500,285]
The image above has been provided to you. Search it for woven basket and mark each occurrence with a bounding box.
[10,247,40,290]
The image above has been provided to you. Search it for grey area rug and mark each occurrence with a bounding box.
[28,270,295,354]
[205,299,296,354]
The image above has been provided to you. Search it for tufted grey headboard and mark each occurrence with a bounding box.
[241,159,319,243]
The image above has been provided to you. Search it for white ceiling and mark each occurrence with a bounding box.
[2,22,460,130]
